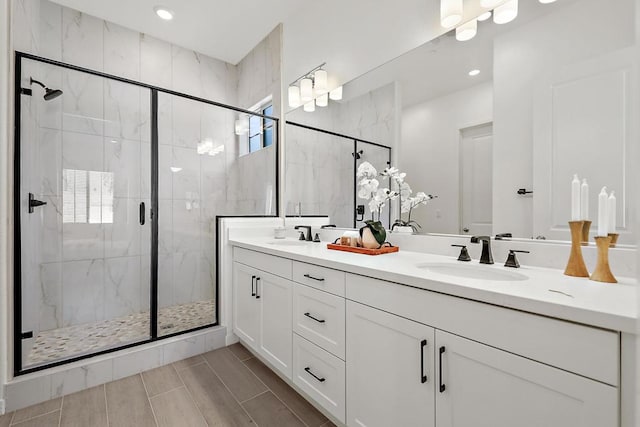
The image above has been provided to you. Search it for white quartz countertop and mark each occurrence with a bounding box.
[230,237,638,333]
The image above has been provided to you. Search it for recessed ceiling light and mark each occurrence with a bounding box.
[154,6,174,20]
[539,0,557,3]
[477,11,492,21]
[468,69,481,76]
[170,166,182,173]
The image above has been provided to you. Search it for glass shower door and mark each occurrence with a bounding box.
[18,58,152,369]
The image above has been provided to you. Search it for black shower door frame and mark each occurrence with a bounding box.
[13,51,280,375]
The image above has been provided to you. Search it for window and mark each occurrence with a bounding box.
[248,104,274,153]
[63,169,114,224]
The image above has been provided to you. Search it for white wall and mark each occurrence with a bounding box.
[492,0,636,237]
[400,82,492,234]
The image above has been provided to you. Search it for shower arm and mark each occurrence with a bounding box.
[30,78,47,89]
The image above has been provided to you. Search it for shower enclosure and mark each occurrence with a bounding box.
[14,52,278,374]
[285,121,391,228]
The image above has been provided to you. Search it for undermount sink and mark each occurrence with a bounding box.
[416,262,528,282]
[268,239,311,247]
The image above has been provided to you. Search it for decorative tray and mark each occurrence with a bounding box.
[326,243,399,255]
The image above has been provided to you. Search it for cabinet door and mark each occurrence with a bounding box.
[435,330,618,427]
[346,301,435,427]
[232,262,260,350]
[258,271,293,378]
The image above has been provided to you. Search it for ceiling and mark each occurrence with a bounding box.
[49,0,306,64]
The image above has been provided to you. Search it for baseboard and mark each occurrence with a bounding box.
[225,332,239,346]
[0,398,5,415]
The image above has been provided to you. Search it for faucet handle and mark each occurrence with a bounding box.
[451,244,471,262]
[505,250,530,268]
[299,231,306,241]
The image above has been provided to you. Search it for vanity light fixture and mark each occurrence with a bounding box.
[300,78,313,103]
[440,0,463,28]
[493,0,518,24]
[153,6,174,20]
[288,85,301,108]
[468,69,481,76]
[477,11,492,21]
[304,100,316,112]
[316,93,329,107]
[170,166,182,173]
[314,69,328,95]
[329,86,343,101]
[456,18,477,41]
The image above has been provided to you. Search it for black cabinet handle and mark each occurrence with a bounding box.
[439,346,446,393]
[420,339,428,384]
[304,312,326,323]
[139,202,145,225]
[303,274,325,282]
[251,275,256,297]
[304,367,325,383]
[255,277,261,299]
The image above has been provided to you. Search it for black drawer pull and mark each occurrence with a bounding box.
[255,277,261,299]
[251,275,256,297]
[303,274,325,282]
[304,367,325,383]
[304,312,326,323]
[439,346,446,393]
[420,339,427,384]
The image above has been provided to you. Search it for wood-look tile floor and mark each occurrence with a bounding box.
[0,344,336,427]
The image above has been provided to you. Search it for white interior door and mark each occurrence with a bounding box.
[460,123,493,236]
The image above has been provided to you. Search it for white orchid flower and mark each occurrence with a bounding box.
[399,182,412,199]
[356,161,377,179]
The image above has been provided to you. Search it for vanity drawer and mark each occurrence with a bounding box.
[292,333,346,423]
[293,285,346,359]
[234,247,292,280]
[292,261,345,296]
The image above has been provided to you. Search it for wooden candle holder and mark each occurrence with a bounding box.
[581,220,592,246]
[590,236,617,283]
[564,221,589,277]
[608,233,619,248]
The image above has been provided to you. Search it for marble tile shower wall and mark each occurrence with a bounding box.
[285,82,396,224]
[12,0,280,343]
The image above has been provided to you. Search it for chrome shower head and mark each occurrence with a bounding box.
[30,78,63,101]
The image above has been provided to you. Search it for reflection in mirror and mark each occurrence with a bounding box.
[285,0,637,244]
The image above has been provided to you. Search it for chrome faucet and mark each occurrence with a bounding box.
[470,235,494,264]
[295,225,313,242]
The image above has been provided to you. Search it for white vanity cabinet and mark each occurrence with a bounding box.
[231,246,622,427]
[346,301,435,427]
[435,330,618,427]
[233,249,294,378]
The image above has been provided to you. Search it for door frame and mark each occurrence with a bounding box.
[12,51,281,375]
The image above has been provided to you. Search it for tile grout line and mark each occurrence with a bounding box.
[9,408,60,426]
[237,389,270,405]
[171,363,208,426]
[239,356,311,427]
[103,384,109,426]
[58,396,64,427]
[139,373,160,427]
[199,353,259,426]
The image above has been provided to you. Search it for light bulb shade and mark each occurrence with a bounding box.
[300,78,313,102]
[314,70,328,95]
[329,86,343,101]
[493,0,518,24]
[303,100,315,112]
[456,19,477,41]
[480,0,502,7]
[316,93,328,107]
[288,85,301,108]
[440,0,463,28]
[477,11,491,21]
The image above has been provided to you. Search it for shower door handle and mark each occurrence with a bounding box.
[28,193,46,213]
[139,202,145,225]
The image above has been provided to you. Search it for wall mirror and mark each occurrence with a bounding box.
[284,0,637,245]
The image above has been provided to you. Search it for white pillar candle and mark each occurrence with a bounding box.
[580,179,589,220]
[571,174,581,221]
[597,187,609,236]
[608,191,616,233]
